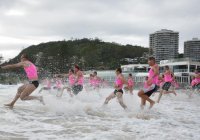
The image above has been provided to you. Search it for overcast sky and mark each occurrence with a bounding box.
[0,0,200,60]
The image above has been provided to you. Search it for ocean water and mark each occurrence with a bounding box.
[0,84,200,140]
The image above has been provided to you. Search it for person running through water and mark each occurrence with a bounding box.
[192,69,200,90]
[38,77,51,93]
[103,68,128,110]
[124,73,134,94]
[189,69,200,96]
[57,69,75,97]
[1,54,44,108]
[53,76,63,91]
[89,73,94,87]
[72,65,84,95]
[138,57,159,109]
[156,75,164,92]
[92,71,102,92]
[157,65,177,103]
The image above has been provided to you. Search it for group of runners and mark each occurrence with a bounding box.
[1,54,200,109]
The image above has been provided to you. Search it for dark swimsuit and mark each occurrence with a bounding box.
[29,81,39,88]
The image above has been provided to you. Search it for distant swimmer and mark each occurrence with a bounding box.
[38,77,51,93]
[138,57,159,109]
[101,79,110,88]
[103,68,127,110]
[155,75,164,93]
[57,69,75,97]
[191,69,200,90]
[157,65,177,103]
[53,76,63,91]
[1,54,44,109]
[92,71,102,92]
[124,73,134,94]
[72,65,84,95]
[89,73,94,87]
[189,69,200,96]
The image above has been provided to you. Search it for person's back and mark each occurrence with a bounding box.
[72,65,84,95]
[23,60,38,81]
[164,70,173,82]
[148,64,159,86]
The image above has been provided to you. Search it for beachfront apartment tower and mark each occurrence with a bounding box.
[149,29,179,63]
[184,38,200,62]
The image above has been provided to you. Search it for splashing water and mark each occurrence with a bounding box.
[0,84,200,140]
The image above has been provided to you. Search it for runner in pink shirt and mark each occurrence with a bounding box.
[138,57,159,109]
[53,76,63,91]
[192,69,200,89]
[103,68,128,109]
[157,65,176,103]
[2,54,44,108]
[57,69,75,97]
[92,71,102,92]
[124,73,134,94]
[72,65,84,95]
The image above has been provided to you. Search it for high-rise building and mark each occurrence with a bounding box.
[184,38,200,62]
[149,29,179,63]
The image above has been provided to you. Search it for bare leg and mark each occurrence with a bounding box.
[138,90,155,109]
[140,98,146,109]
[104,92,115,105]
[138,89,146,109]
[116,92,127,109]
[130,87,133,95]
[39,87,44,93]
[19,84,45,105]
[157,90,164,103]
[165,90,177,96]
[57,87,66,97]
[4,84,27,108]
[67,87,74,97]
[39,87,49,93]
[124,87,128,94]
[39,87,51,93]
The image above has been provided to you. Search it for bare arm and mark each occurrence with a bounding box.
[121,75,128,85]
[152,65,159,77]
[171,71,175,80]
[1,62,25,70]
[195,73,200,78]
[75,71,82,83]
[147,65,159,84]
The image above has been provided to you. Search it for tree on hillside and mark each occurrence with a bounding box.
[1,38,149,76]
[0,55,3,64]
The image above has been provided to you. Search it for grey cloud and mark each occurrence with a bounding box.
[0,44,26,51]
[0,0,200,59]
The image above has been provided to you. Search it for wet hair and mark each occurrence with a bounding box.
[148,57,155,62]
[129,73,132,76]
[21,53,29,60]
[116,68,122,73]
[57,75,62,78]
[93,71,97,75]
[165,65,169,70]
[69,69,74,73]
[74,65,80,70]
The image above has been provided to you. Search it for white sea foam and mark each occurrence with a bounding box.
[0,84,200,140]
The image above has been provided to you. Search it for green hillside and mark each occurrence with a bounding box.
[0,38,148,82]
